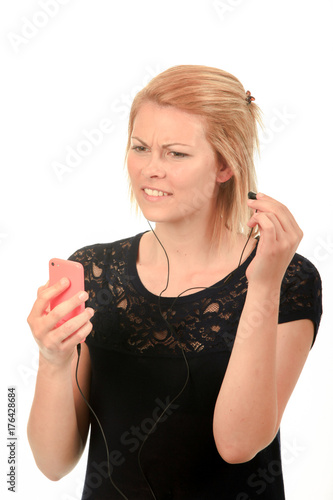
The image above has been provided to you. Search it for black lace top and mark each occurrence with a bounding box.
[69,231,322,500]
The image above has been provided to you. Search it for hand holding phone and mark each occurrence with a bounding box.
[27,259,94,367]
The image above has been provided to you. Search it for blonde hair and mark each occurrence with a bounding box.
[125,64,262,246]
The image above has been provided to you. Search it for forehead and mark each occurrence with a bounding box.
[132,101,207,144]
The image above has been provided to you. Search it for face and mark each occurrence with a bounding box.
[127,101,232,225]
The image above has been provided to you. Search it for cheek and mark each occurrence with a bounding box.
[184,166,217,201]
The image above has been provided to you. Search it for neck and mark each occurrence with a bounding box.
[146,219,230,269]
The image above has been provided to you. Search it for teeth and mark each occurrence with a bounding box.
[144,188,169,197]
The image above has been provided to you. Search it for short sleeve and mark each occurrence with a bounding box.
[67,245,98,267]
[278,253,323,347]
[67,244,106,276]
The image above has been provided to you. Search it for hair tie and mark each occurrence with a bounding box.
[246,90,255,104]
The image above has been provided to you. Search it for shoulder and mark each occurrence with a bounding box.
[282,252,322,292]
[67,232,144,265]
[279,252,323,344]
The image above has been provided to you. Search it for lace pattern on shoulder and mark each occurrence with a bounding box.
[279,255,322,335]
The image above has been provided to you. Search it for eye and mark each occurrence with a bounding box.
[131,146,148,153]
[169,151,188,158]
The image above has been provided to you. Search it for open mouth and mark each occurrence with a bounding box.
[143,188,171,197]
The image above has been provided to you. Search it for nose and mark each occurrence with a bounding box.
[141,153,166,179]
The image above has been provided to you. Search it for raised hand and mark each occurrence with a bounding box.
[246,193,303,287]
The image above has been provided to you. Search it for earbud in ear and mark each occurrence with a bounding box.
[248,191,257,200]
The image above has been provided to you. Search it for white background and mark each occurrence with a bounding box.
[0,0,332,499]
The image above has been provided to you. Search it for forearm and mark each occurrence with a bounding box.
[27,355,83,480]
[213,282,280,463]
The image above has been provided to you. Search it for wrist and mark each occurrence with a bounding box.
[246,280,281,311]
[247,276,282,295]
[38,351,73,379]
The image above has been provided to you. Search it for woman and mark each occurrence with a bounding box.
[27,65,322,499]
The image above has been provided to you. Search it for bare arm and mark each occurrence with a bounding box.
[213,286,313,463]
[27,280,94,480]
[213,193,313,463]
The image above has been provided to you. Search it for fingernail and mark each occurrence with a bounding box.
[79,291,88,301]
[60,277,70,286]
[256,192,264,199]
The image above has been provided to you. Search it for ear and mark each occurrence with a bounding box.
[216,160,233,184]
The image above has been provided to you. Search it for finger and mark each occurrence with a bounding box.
[60,320,93,350]
[43,315,94,352]
[27,279,68,328]
[247,193,282,214]
[37,280,50,293]
[248,212,280,246]
[34,278,71,317]
[46,290,89,331]
[258,211,302,251]
[247,193,300,234]
[260,212,285,241]
[51,307,95,344]
[35,281,50,304]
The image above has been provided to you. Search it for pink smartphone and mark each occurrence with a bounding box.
[49,258,85,326]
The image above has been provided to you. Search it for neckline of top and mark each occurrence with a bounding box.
[128,231,258,303]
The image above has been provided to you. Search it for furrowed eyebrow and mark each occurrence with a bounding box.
[131,136,192,148]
